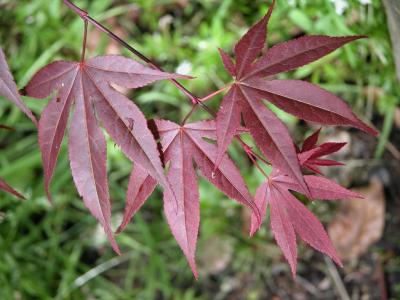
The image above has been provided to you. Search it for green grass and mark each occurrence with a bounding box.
[0,0,398,298]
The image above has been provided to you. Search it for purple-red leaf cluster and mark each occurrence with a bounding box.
[2,0,377,278]
[212,0,375,275]
[117,120,260,277]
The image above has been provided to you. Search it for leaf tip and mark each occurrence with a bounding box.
[45,189,54,205]
[115,225,124,235]
[355,34,368,40]
[332,255,343,268]
[249,224,259,237]
[111,239,122,256]
[188,257,199,279]
[288,258,297,278]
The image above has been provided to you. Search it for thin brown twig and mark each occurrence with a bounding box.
[81,20,88,62]
[181,105,198,126]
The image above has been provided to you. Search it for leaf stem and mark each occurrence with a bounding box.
[81,20,88,62]
[63,0,270,174]
[238,138,271,166]
[181,105,197,126]
[199,85,230,102]
[242,143,269,178]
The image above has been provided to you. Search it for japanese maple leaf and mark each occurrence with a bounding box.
[116,120,260,277]
[0,47,37,125]
[298,129,346,174]
[250,170,362,275]
[25,55,187,253]
[213,0,377,195]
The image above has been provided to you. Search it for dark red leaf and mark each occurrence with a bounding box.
[245,35,366,79]
[0,47,37,125]
[301,128,321,152]
[26,55,187,252]
[303,163,323,175]
[310,142,347,158]
[250,181,269,236]
[68,73,120,254]
[157,120,259,215]
[272,172,362,201]
[244,79,377,135]
[239,86,309,195]
[250,170,354,274]
[214,82,308,196]
[303,176,362,200]
[215,85,242,168]
[280,186,342,267]
[161,122,200,278]
[218,48,236,77]
[215,5,373,213]
[298,139,346,174]
[271,185,298,276]
[234,0,275,78]
[310,159,344,166]
[116,164,157,234]
[118,119,260,276]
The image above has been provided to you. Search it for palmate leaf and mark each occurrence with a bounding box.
[213,1,376,194]
[250,170,362,275]
[298,129,346,174]
[211,0,377,276]
[25,55,188,253]
[117,120,260,277]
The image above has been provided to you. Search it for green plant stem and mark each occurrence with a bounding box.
[63,0,270,171]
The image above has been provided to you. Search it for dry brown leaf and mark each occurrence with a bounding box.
[328,178,385,261]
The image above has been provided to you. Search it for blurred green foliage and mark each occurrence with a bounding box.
[0,0,398,299]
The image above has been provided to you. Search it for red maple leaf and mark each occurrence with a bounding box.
[213,0,376,197]
[116,119,260,277]
[25,55,188,253]
[250,170,362,275]
[298,129,346,174]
